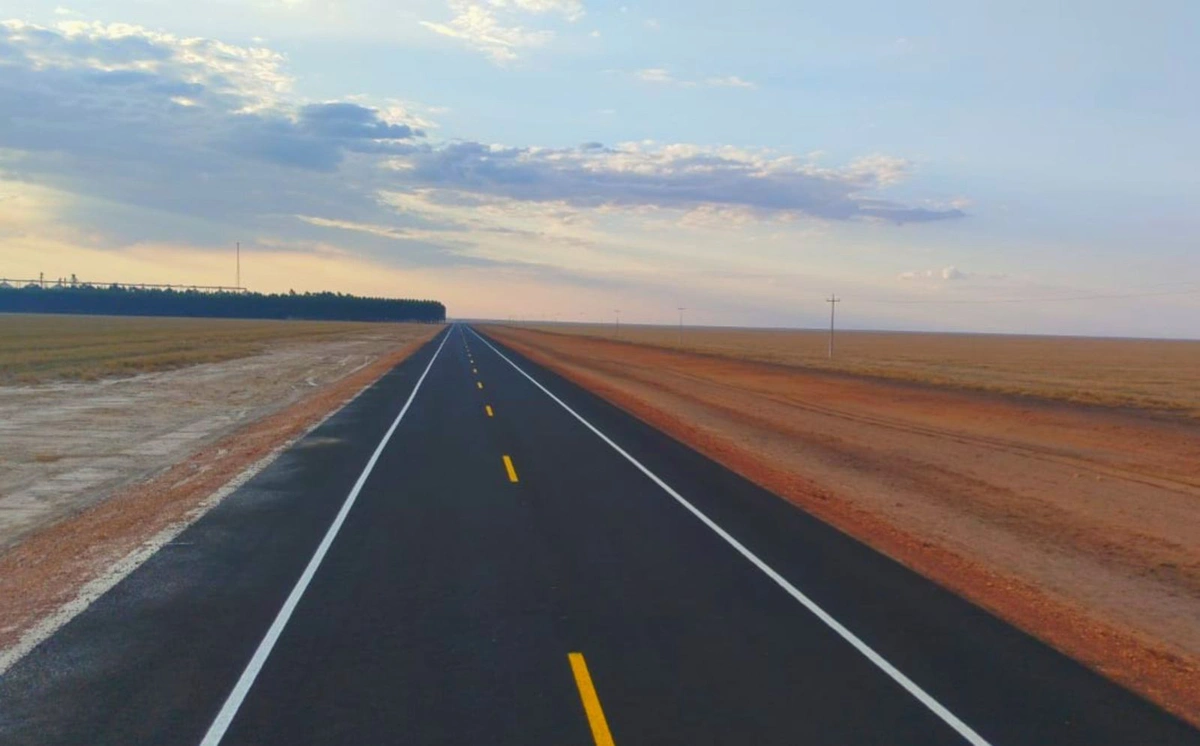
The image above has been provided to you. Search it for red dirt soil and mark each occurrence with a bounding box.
[485,325,1200,728]
[0,329,437,655]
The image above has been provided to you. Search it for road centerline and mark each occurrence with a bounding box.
[503,454,519,483]
[569,653,616,746]
[198,326,453,746]
[467,326,991,746]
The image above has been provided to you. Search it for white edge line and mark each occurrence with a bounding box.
[199,325,453,746]
[467,326,991,746]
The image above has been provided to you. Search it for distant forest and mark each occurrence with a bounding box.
[0,284,445,323]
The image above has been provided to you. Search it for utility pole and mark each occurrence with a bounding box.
[826,294,841,359]
[614,309,621,338]
[236,242,241,291]
[677,307,686,346]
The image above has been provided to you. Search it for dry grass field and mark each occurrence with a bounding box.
[517,323,1200,417]
[0,314,424,385]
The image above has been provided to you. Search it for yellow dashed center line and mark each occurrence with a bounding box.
[473,368,478,374]
[502,455,519,483]
[568,653,615,746]
[485,405,494,417]
[477,381,483,390]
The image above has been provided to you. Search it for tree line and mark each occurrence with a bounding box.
[0,284,445,323]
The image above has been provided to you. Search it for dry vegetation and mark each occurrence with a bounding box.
[516,323,1200,417]
[0,314,427,385]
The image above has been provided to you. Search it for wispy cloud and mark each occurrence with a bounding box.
[898,266,1012,283]
[419,0,582,64]
[704,75,756,89]
[900,266,967,281]
[633,68,757,89]
[635,67,677,84]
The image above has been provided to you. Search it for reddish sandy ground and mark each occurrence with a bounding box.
[485,325,1200,727]
[0,327,438,657]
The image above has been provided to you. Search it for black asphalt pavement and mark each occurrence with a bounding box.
[1,323,1196,745]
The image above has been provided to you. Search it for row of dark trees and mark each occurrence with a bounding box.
[0,284,445,323]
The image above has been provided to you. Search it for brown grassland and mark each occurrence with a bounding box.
[0,313,420,385]
[520,323,1200,417]
[485,324,1200,727]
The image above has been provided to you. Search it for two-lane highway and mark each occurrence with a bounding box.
[1,324,1197,744]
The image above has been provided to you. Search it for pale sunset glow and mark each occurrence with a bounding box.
[1,3,1197,335]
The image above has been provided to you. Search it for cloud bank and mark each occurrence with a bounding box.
[0,18,964,278]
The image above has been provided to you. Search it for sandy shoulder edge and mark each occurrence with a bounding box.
[487,327,1200,730]
[0,327,439,672]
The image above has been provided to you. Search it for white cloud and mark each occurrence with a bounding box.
[1,19,294,112]
[499,0,584,21]
[704,75,757,89]
[419,0,582,63]
[635,67,678,84]
[633,68,757,90]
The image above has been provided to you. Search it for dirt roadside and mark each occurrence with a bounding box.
[0,325,439,660]
[484,325,1200,727]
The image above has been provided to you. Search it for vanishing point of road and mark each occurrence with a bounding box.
[1,324,1197,745]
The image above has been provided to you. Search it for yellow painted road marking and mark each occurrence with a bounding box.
[502,455,519,483]
[473,368,478,374]
[568,653,615,746]
[485,405,494,417]
[477,381,483,390]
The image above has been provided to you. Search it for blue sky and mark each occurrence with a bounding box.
[1,1,1197,335]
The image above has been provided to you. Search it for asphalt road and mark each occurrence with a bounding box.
[1,324,1197,745]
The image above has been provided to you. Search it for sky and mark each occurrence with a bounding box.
[1,1,1198,336]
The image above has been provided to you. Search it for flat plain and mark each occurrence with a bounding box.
[518,323,1200,417]
[0,315,438,669]
[0,314,408,384]
[0,314,438,546]
[485,323,1200,727]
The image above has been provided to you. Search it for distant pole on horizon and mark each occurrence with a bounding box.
[236,242,241,291]
[614,309,621,338]
[827,294,841,359]
[677,307,686,346]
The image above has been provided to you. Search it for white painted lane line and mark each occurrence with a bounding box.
[467,326,991,746]
[200,326,454,746]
